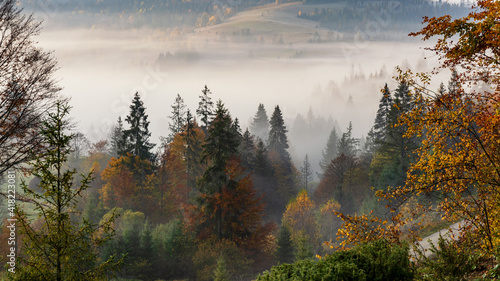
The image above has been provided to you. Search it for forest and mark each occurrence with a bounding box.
[1,0,500,280]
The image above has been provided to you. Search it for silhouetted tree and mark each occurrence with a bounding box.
[268,105,289,159]
[109,117,124,158]
[318,127,339,179]
[120,92,155,162]
[250,103,270,142]
[300,154,313,192]
[197,85,215,135]
[168,93,187,142]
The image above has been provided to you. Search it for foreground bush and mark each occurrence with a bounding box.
[257,239,414,281]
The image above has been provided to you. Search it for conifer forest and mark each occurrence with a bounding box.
[2,0,500,280]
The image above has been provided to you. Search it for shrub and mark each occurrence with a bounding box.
[416,234,480,281]
[257,239,414,281]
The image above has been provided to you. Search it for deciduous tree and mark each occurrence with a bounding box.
[13,101,120,280]
[0,0,60,176]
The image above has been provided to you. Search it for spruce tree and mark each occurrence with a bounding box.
[184,109,203,190]
[213,256,231,281]
[239,129,256,170]
[268,105,289,158]
[338,122,358,158]
[448,69,459,94]
[109,117,124,158]
[168,93,187,142]
[198,100,241,239]
[120,92,155,161]
[13,101,121,281]
[276,225,294,264]
[254,139,270,177]
[438,82,446,96]
[382,81,417,186]
[300,154,313,192]
[372,83,393,145]
[197,85,215,134]
[250,103,270,142]
[318,127,339,179]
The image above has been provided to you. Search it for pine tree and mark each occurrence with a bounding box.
[109,117,124,158]
[200,100,240,184]
[239,129,256,170]
[376,81,417,188]
[268,105,289,158]
[372,83,393,145]
[448,69,459,94]
[197,85,215,135]
[300,154,313,192]
[120,92,155,161]
[184,109,204,190]
[250,103,270,142]
[168,93,187,142]
[13,101,121,281]
[318,127,339,179]
[253,139,270,176]
[438,82,446,96]
[213,256,231,281]
[276,225,294,264]
[338,122,358,158]
[198,100,241,239]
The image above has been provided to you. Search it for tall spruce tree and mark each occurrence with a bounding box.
[372,83,393,146]
[300,154,313,192]
[268,105,289,159]
[239,129,256,171]
[276,225,294,264]
[448,69,459,94]
[109,117,124,158]
[338,122,358,158]
[168,93,187,142]
[250,103,270,142]
[13,101,121,281]
[382,81,417,186]
[120,92,155,161]
[198,100,241,238]
[197,85,215,135]
[184,109,204,190]
[318,127,339,179]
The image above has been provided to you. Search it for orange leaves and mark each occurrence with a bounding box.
[335,211,401,251]
[282,190,319,247]
[411,0,500,86]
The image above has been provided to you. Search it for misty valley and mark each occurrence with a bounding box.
[1,0,498,280]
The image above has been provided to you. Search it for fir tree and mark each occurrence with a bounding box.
[168,93,187,142]
[184,109,204,190]
[448,69,459,94]
[197,85,215,134]
[268,105,289,158]
[338,122,358,158]
[318,127,339,179]
[120,92,155,161]
[250,103,270,142]
[254,139,270,176]
[13,101,121,281]
[276,225,294,264]
[213,256,231,281]
[198,100,241,239]
[438,82,447,96]
[239,129,256,170]
[109,117,124,158]
[300,154,313,192]
[372,83,393,145]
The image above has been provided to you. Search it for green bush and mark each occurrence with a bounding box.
[257,239,414,281]
[416,234,479,281]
